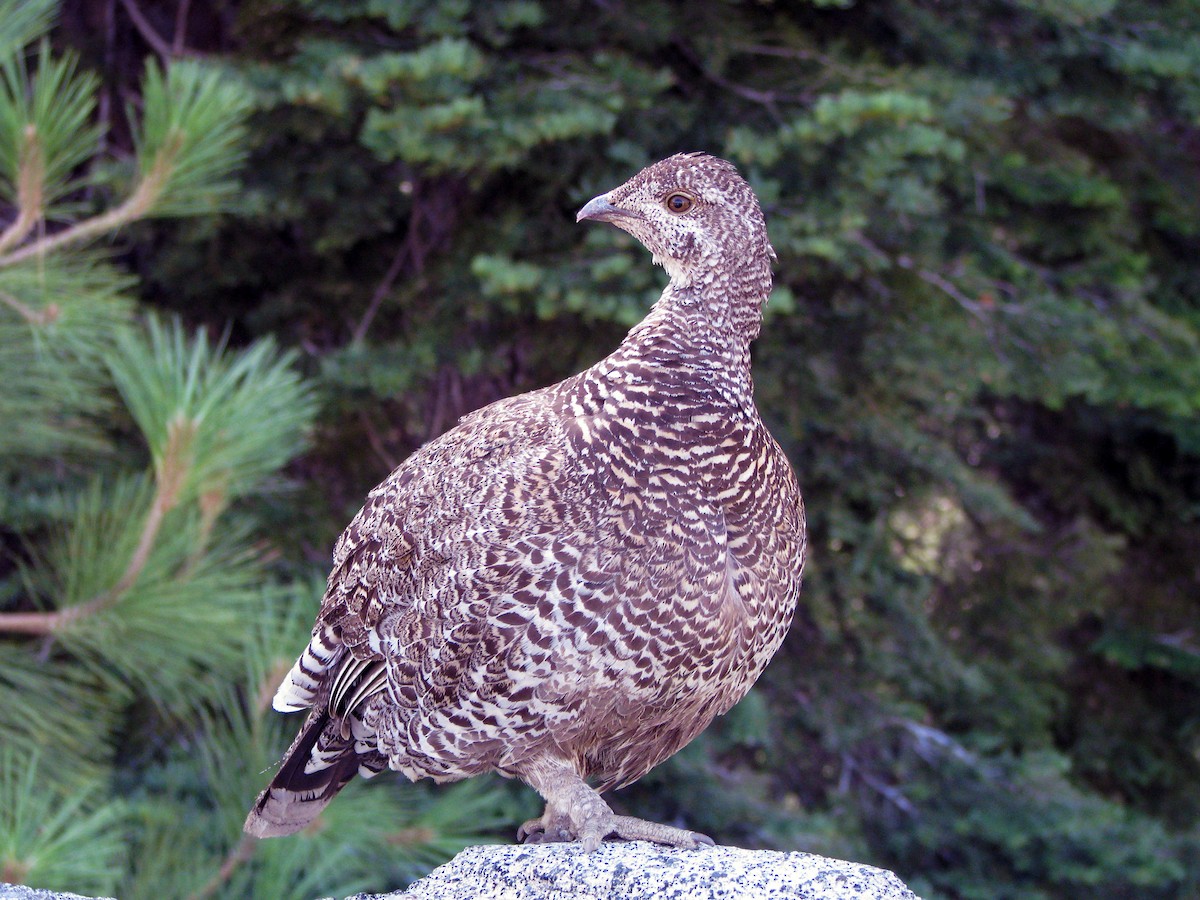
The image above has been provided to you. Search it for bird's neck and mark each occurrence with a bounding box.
[679,242,771,331]
[649,248,772,353]
[612,255,771,408]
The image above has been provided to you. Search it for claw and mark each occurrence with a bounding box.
[518,811,574,844]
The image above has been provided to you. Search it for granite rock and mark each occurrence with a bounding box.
[1,841,922,900]
[348,841,922,900]
[0,887,114,900]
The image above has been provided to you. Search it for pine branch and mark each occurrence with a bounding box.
[108,317,317,507]
[0,287,55,324]
[0,123,43,254]
[0,57,246,268]
[0,435,180,636]
[0,646,117,780]
[16,483,267,712]
[0,319,313,655]
[0,47,102,241]
[0,150,170,267]
[0,255,134,465]
[0,749,127,895]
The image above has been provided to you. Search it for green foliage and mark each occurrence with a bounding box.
[0,647,116,782]
[132,59,251,217]
[0,46,101,215]
[0,8,517,896]
[35,474,265,711]
[0,0,1196,896]
[0,750,127,895]
[887,747,1192,899]
[0,0,55,62]
[107,317,316,508]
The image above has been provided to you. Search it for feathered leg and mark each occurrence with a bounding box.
[519,758,713,851]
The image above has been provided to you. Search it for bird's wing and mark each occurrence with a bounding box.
[270,388,583,717]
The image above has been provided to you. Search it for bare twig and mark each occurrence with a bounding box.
[0,290,58,325]
[118,0,176,61]
[840,752,916,814]
[351,239,409,346]
[359,410,401,471]
[735,42,890,89]
[350,176,462,344]
[96,0,117,163]
[172,0,193,55]
[425,366,466,442]
[671,39,796,121]
[915,266,988,319]
[187,833,258,900]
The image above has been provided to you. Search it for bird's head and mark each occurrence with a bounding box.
[576,153,775,294]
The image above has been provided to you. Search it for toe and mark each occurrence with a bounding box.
[578,820,612,852]
[575,807,617,852]
[608,814,716,849]
[516,818,543,843]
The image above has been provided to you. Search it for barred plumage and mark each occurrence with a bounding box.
[245,153,807,850]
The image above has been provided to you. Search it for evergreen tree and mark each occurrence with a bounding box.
[4,0,1198,896]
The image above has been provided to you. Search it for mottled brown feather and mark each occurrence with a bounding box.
[245,153,806,842]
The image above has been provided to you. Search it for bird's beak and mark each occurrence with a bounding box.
[576,194,625,223]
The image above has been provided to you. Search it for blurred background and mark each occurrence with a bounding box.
[1,0,1198,897]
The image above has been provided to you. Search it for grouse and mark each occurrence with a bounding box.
[244,153,806,850]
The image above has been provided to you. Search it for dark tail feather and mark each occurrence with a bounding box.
[244,710,360,838]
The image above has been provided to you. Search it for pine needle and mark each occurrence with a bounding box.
[133,59,250,217]
[0,0,54,62]
[0,749,127,895]
[107,316,317,512]
[0,645,118,784]
[0,43,102,242]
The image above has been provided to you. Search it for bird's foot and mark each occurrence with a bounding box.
[517,810,575,844]
[519,761,715,852]
[607,814,715,850]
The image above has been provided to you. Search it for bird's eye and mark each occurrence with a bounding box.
[664,192,694,214]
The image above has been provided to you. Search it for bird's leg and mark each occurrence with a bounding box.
[520,759,713,851]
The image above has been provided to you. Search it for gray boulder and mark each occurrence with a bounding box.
[0,888,114,900]
[1,842,921,900]
[350,841,922,900]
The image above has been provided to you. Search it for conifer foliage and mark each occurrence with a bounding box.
[0,3,511,896]
[4,0,1200,897]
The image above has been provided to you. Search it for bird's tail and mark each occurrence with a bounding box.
[243,709,378,838]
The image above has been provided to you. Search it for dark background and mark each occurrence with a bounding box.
[2,1,1198,897]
